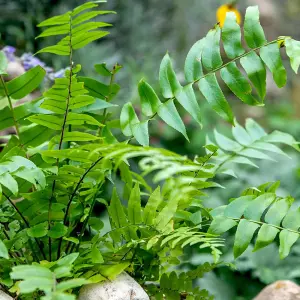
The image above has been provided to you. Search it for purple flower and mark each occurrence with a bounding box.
[21,53,48,71]
[2,46,16,62]
[47,68,69,81]
[54,68,67,78]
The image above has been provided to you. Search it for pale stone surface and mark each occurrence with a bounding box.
[0,290,13,300]
[78,272,150,300]
[253,280,300,300]
[6,61,25,80]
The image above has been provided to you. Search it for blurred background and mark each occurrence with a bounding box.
[1,0,300,299]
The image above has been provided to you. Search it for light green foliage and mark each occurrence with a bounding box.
[285,38,300,73]
[205,119,299,176]
[2,66,46,99]
[0,154,45,195]
[10,253,88,299]
[209,185,300,259]
[118,6,298,145]
[1,2,300,300]
[244,6,266,48]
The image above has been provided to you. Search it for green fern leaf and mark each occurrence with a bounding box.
[244,6,266,48]
[222,12,244,59]
[199,74,234,125]
[159,53,181,98]
[128,183,143,224]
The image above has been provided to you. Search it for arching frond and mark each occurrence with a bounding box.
[205,118,299,177]
[209,186,300,259]
[120,7,300,146]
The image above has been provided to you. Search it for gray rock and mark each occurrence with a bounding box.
[0,290,13,300]
[78,272,149,300]
[253,280,300,300]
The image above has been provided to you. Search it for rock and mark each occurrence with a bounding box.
[253,280,300,300]
[0,290,13,300]
[6,61,25,80]
[78,272,150,300]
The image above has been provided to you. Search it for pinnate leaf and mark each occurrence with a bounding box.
[199,74,234,124]
[157,99,188,140]
[175,84,202,127]
[184,38,205,82]
[279,230,299,259]
[222,12,244,59]
[138,79,161,116]
[6,66,46,99]
[285,38,300,74]
[202,26,222,71]
[240,52,266,100]
[233,219,259,258]
[244,6,266,48]
[260,43,287,88]
[220,62,259,105]
[159,53,181,98]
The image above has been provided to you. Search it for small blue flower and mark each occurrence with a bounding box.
[47,68,69,81]
[3,46,16,62]
[21,53,47,71]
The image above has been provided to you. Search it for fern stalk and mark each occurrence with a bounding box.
[57,19,74,150]
[3,192,46,260]
[57,156,104,258]
[72,193,99,253]
[195,39,277,82]
[49,16,74,261]
[228,216,300,235]
[99,68,117,136]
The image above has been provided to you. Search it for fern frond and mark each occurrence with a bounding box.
[36,2,114,55]
[147,227,223,256]
[205,118,299,176]
[146,266,215,300]
[209,187,300,259]
[40,142,217,206]
[28,67,102,145]
[27,2,116,152]
[120,6,300,146]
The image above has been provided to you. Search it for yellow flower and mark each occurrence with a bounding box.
[216,4,241,27]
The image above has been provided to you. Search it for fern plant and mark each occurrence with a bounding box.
[0,1,300,299]
[119,6,300,146]
[209,183,300,260]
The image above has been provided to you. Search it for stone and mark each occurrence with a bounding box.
[78,272,150,300]
[0,290,13,300]
[253,280,300,300]
[6,61,25,81]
